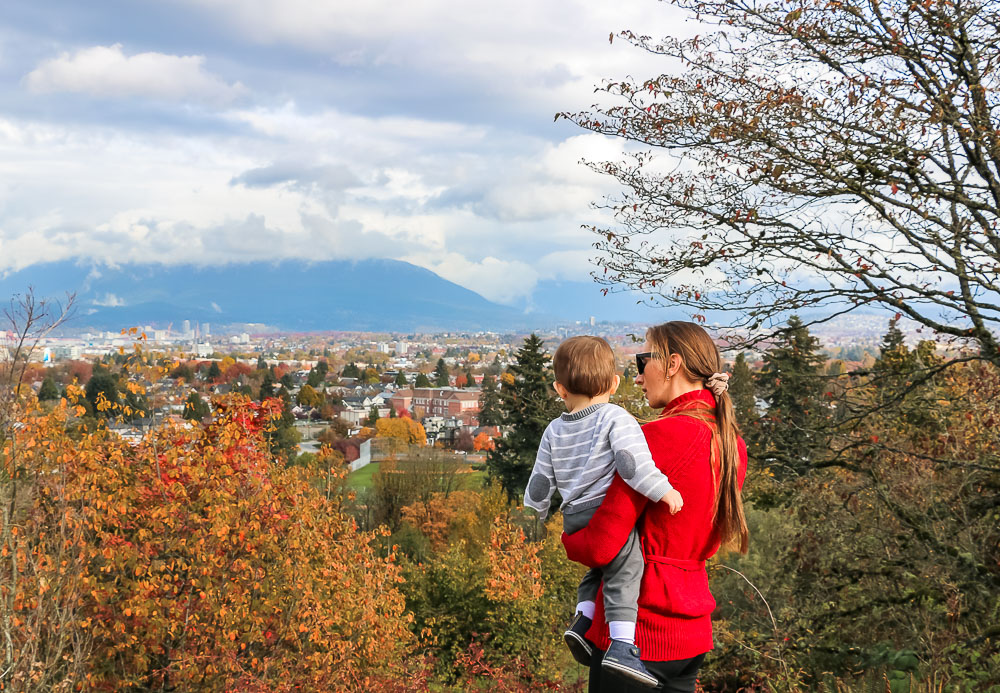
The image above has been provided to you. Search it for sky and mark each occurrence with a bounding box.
[0,0,696,308]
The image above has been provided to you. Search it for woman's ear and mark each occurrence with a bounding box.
[667,353,683,378]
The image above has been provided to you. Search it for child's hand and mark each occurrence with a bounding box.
[661,489,684,514]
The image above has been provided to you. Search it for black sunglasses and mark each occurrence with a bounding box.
[635,352,654,375]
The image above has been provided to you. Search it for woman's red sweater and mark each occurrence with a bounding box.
[561,389,747,662]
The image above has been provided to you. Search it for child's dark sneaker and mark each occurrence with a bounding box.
[601,639,659,688]
[563,612,593,666]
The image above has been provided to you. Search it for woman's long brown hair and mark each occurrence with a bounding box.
[647,322,749,554]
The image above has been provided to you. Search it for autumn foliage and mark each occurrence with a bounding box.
[2,396,421,692]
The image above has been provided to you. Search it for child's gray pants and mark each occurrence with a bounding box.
[563,506,643,623]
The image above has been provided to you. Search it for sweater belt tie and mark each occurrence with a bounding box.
[643,555,706,571]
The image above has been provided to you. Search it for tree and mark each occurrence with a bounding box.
[342,363,361,379]
[265,392,301,463]
[171,363,195,382]
[454,428,475,452]
[486,334,563,498]
[728,353,759,434]
[394,371,408,387]
[560,0,1000,364]
[472,431,495,452]
[183,391,210,421]
[477,374,502,427]
[258,368,276,401]
[5,397,419,691]
[297,384,323,408]
[375,417,427,447]
[464,368,476,388]
[307,361,328,388]
[755,316,827,481]
[365,405,380,427]
[37,376,59,401]
[206,362,222,381]
[85,365,119,419]
[434,359,450,387]
[414,373,432,389]
[256,355,267,370]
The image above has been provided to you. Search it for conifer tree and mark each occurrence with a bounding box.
[206,362,222,381]
[183,391,210,421]
[394,371,408,387]
[755,316,827,480]
[486,334,563,498]
[414,372,432,388]
[728,353,758,435]
[464,368,476,388]
[477,374,502,426]
[434,359,450,387]
[259,369,276,401]
[37,375,59,401]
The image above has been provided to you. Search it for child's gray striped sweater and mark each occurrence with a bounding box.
[523,402,673,519]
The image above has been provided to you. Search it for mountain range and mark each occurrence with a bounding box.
[0,260,676,332]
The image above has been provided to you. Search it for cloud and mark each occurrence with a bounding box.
[230,162,361,191]
[404,252,540,304]
[210,302,222,313]
[92,292,125,307]
[24,44,246,105]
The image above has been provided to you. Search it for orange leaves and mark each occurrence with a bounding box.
[6,395,419,691]
[484,518,543,603]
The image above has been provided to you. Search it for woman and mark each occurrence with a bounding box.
[562,321,749,692]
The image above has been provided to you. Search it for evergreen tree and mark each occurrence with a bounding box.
[486,334,563,498]
[414,372,432,388]
[206,362,222,381]
[434,359,450,387]
[183,391,210,421]
[85,365,119,419]
[307,361,328,388]
[256,355,267,370]
[729,353,759,433]
[394,371,408,387]
[477,374,502,426]
[280,372,295,390]
[755,316,827,481]
[38,375,59,401]
[266,391,301,464]
[342,363,361,379]
[880,316,906,356]
[259,369,277,401]
[365,405,380,427]
[464,368,476,388]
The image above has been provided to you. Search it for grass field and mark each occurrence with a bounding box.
[346,461,487,491]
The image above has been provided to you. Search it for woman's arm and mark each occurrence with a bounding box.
[561,474,650,568]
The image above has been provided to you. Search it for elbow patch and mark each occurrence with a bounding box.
[527,474,550,503]
[615,450,637,480]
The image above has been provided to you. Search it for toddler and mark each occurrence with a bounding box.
[523,336,682,688]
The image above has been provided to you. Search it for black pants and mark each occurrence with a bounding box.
[588,651,705,692]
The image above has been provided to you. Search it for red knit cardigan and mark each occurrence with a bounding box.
[561,388,747,662]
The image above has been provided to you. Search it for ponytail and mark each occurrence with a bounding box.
[646,322,749,554]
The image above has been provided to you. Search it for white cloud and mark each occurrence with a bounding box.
[92,292,125,307]
[24,44,245,105]
[404,253,540,305]
[173,0,691,112]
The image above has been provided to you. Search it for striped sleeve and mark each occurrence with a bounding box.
[523,424,557,518]
[607,408,673,502]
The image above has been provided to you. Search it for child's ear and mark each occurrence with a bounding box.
[553,381,569,400]
[610,374,621,394]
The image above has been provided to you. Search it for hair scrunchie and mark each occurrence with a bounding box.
[705,372,730,397]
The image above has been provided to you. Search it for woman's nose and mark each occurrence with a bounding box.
[635,373,644,385]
